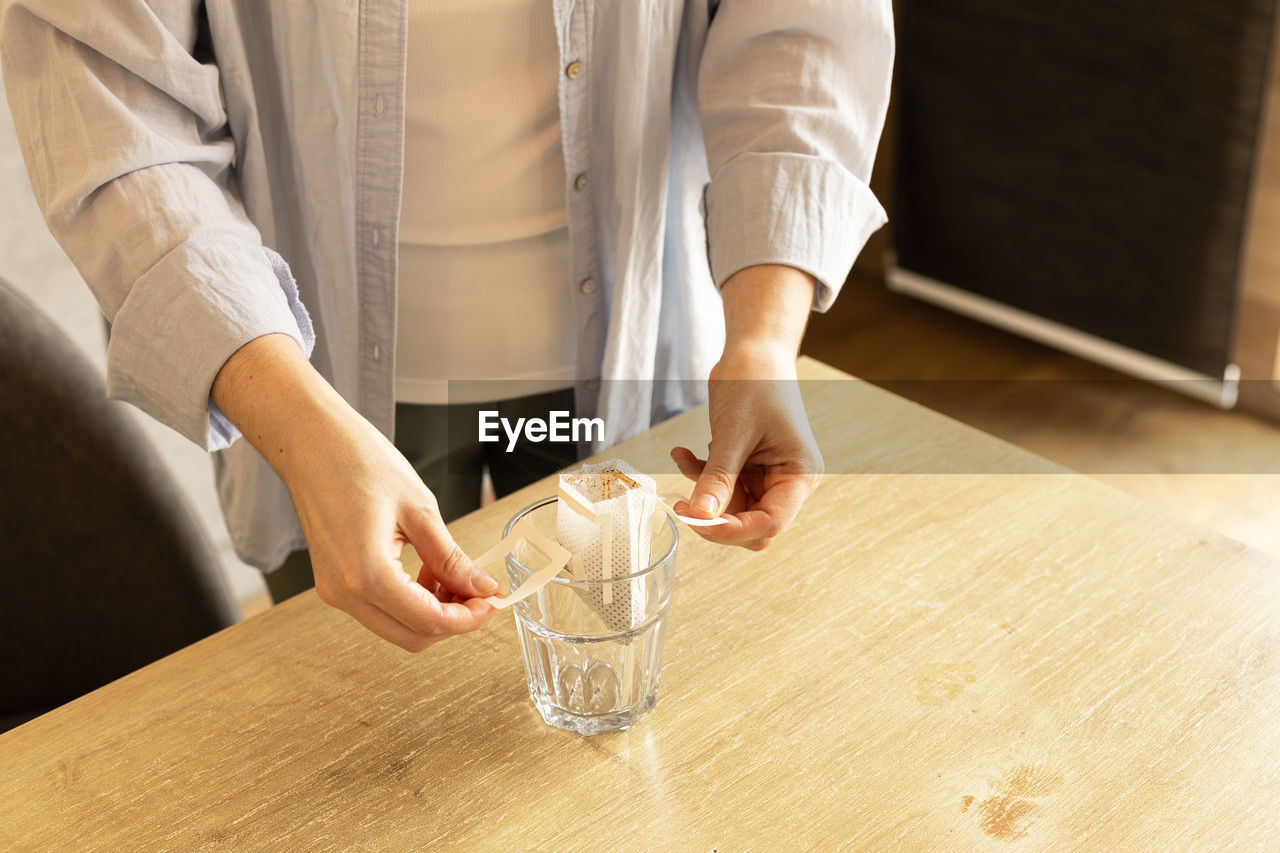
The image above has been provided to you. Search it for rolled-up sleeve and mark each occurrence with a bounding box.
[697,0,894,311]
[0,1,314,450]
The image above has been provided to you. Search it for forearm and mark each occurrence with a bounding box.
[210,333,357,480]
[719,264,815,361]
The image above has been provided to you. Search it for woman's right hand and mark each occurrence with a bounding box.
[212,334,497,651]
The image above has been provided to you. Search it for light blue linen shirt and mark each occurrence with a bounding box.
[0,0,892,570]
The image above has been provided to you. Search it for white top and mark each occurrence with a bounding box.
[396,0,575,405]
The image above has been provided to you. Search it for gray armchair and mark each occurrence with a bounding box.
[0,277,238,732]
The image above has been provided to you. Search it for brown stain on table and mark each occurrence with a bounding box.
[963,764,1064,841]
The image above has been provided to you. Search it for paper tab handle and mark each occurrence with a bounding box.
[472,519,571,609]
[656,493,730,526]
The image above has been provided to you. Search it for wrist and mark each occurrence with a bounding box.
[720,263,815,363]
[272,382,368,484]
[719,335,797,369]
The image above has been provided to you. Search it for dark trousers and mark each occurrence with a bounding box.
[265,387,578,603]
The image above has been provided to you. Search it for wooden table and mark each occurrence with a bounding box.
[5,358,1280,850]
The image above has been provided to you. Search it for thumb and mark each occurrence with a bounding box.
[402,505,500,598]
[689,436,751,519]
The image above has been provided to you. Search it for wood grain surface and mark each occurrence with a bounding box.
[4,358,1280,850]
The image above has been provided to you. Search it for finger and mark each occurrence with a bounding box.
[685,525,776,552]
[417,573,443,597]
[748,475,814,537]
[707,469,818,538]
[374,565,496,638]
[417,573,469,604]
[681,521,738,546]
[670,446,705,482]
[401,504,501,598]
[346,600,435,652]
[672,454,754,518]
[688,433,753,520]
[417,573,468,604]
[678,510,773,545]
[683,526,769,551]
[694,480,810,546]
[670,492,764,543]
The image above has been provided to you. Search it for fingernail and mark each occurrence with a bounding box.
[473,571,499,594]
[693,493,718,515]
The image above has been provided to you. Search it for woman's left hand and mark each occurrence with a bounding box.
[671,342,823,551]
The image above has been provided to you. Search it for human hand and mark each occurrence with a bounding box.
[283,407,498,650]
[671,343,823,551]
[212,334,497,651]
[670,264,824,550]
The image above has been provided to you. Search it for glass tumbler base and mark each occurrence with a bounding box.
[533,694,657,736]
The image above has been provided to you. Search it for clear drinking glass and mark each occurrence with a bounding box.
[504,496,678,735]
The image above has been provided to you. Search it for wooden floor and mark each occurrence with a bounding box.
[804,271,1280,560]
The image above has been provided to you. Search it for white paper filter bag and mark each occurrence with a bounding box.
[556,460,658,633]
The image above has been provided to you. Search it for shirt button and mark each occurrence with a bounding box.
[565,60,584,79]
[585,377,600,391]
[579,277,597,295]
[372,228,381,247]
[373,93,385,117]
[574,173,588,191]
[372,344,382,361]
